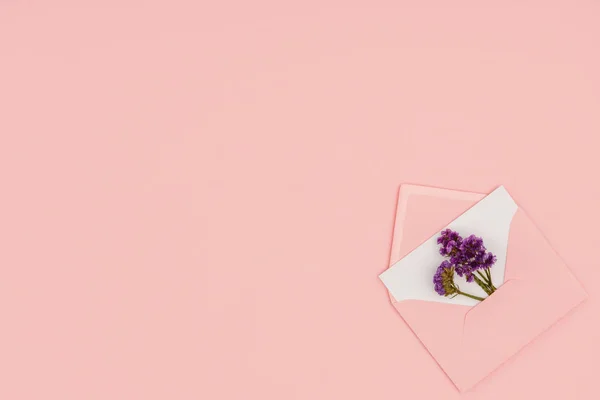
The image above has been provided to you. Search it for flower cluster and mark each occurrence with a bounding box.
[433,229,498,301]
[433,260,458,297]
[437,230,497,282]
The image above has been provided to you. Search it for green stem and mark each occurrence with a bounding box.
[473,274,493,295]
[457,290,486,302]
[484,268,492,281]
[483,268,497,292]
[475,271,488,283]
[475,270,496,294]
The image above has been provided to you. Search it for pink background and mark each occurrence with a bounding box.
[0,1,598,399]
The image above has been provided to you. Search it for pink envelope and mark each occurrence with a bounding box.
[380,185,587,392]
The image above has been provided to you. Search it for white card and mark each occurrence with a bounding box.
[379,186,518,306]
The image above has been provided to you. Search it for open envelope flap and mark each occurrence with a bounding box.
[389,185,485,266]
[393,208,587,392]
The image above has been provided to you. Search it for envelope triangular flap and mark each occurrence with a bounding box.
[461,209,588,369]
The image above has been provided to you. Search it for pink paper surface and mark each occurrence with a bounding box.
[1,1,599,399]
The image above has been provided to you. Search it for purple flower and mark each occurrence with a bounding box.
[433,230,498,297]
[433,260,458,297]
[459,234,485,260]
[454,264,466,276]
[481,252,497,269]
[438,229,463,256]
